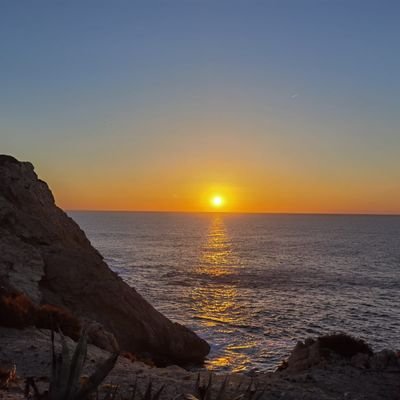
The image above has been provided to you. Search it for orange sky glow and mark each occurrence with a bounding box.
[3,2,400,215]
[40,158,400,215]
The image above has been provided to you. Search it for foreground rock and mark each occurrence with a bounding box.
[1,328,399,400]
[285,334,400,373]
[0,155,209,364]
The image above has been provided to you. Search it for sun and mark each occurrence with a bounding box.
[211,195,224,208]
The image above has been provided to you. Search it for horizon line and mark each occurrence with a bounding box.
[65,209,400,217]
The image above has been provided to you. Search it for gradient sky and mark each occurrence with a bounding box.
[1,1,399,213]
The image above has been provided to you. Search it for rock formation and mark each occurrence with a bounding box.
[284,333,399,373]
[0,155,210,365]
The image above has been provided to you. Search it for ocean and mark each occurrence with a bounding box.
[70,212,400,373]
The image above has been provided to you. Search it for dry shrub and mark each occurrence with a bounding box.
[0,364,17,389]
[318,333,372,358]
[34,304,81,340]
[0,290,35,328]
[0,287,82,342]
[121,351,137,362]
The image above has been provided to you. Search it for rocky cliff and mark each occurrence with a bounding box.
[0,155,210,364]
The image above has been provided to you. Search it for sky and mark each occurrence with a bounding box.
[1,1,399,213]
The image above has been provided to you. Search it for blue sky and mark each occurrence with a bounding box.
[1,1,399,212]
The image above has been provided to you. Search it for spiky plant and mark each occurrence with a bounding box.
[50,329,119,400]
[25,329,118,400]
[182,374,265,400]
[141,379,165,400]
[194,373,213,400]
[241,380,265,400]
[114,376,164,400]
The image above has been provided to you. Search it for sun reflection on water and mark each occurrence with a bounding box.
[192,216,254,372]
[198,216,234,277]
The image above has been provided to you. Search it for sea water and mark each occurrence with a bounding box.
[70,212,400,372]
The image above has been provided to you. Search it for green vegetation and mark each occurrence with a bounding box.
[25,330,118,400]
[20,327,267,400]
[184,373,265,400]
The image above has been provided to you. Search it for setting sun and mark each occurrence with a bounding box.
[211,195,224,208]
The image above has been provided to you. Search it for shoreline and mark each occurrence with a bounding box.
[1,327,399,400]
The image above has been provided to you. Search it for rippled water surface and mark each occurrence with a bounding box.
[70,212,400,372]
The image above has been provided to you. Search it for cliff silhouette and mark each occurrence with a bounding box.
[0,155,209,365]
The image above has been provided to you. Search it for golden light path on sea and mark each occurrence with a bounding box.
[191,216,255,372]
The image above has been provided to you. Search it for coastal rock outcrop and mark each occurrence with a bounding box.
[284,333,400,373]
[0,155,210,364]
